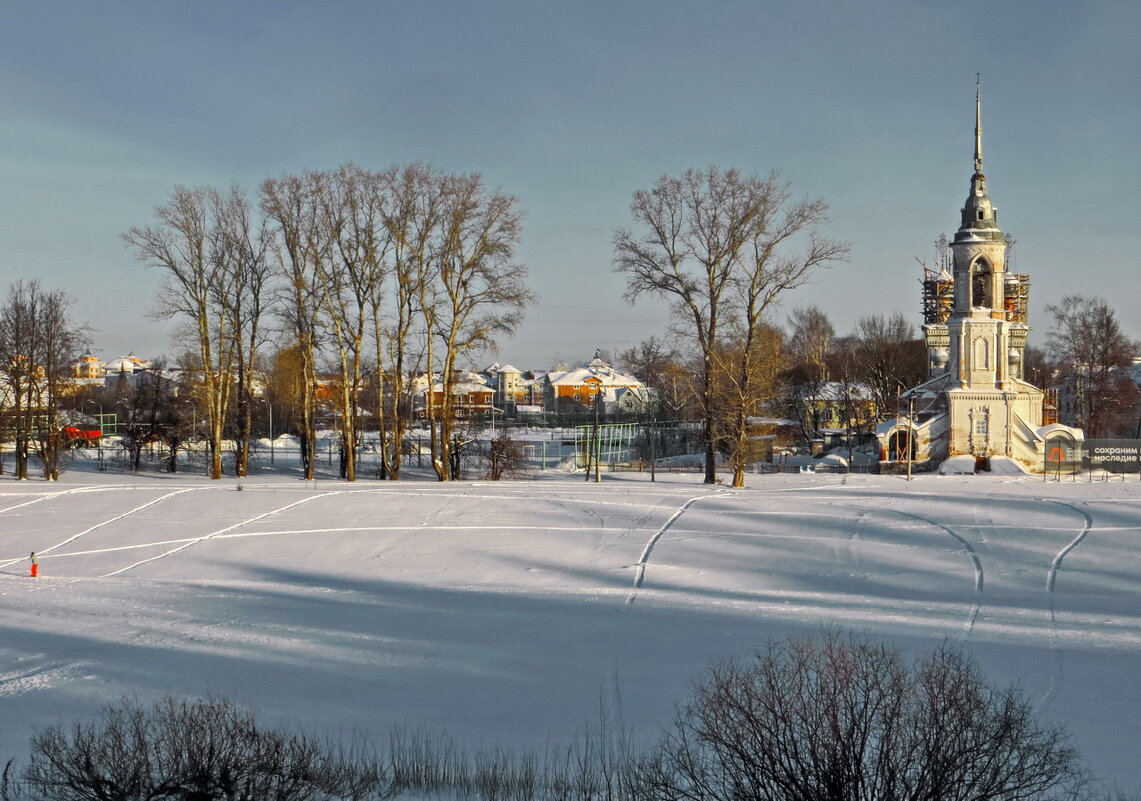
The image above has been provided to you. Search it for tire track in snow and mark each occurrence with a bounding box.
[0,485,107,516]
[865,507,984,636]
[0,659,85,697]
[0,488,203,569]
[625,491,727,607]
[101,492,340,577]
[1038,500,1094,714]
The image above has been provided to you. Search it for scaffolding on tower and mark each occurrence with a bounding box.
[920,235,954,325]
[1004,274,1030,324]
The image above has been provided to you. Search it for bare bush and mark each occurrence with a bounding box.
[488,428,530,481]
[632,633,1088,801]
[22,696,381,801]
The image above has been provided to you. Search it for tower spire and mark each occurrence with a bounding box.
[957,76,1000,238]
[974,73,983,173]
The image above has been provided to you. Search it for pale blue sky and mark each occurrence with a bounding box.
[2,1,1138,367]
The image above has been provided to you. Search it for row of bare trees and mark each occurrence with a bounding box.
[125,164,532,481]
[0,281,86,480]
[618,308,926,483]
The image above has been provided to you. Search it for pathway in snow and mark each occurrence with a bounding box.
[1038,500,1094,713]
[624,491,728,607]
[100,492,342,577]
[864,507,984,636]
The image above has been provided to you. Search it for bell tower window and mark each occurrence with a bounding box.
[971,260,991,307]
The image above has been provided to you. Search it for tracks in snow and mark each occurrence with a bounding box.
[1038,500,1094,713]
[101,492,340,577]
[0,488,204,571]
[0,485,106,516]
[625,491,727,607]
[861,507,984,636]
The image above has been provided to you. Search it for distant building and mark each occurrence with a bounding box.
[878,83,1082,470]
[541,354,650,414]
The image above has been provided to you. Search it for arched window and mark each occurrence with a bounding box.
[971,259,991,307]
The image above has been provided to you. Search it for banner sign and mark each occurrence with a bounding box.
[1043,434,1082,474]
[1082,440,1141,473]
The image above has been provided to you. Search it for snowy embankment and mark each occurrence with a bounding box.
[1,464,1139,786]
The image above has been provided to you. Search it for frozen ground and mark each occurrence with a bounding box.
[1,459,1139,787]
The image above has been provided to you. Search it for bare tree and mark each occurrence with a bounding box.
[125,187,238,480]
[487,426,530,480]
[426,172,532,480]
[713,325,786,486]
[851,312,926,421]
[615,167,846,484]
[620,336,698,420]
[783,306,836,440]
[786,305,834,382]
[0,281,85,480]
[317,165,391,481]
[719,188,847,486]
[262,172,329,480]
[633,632,1087,801]
[211,186,272,478]
[375,164,441,480]
[1045,295,1139,438]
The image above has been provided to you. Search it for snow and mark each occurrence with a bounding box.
[2,459,1140,786]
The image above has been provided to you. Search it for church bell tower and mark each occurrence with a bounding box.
[896,79,1053,468]
[942,78,1028,390]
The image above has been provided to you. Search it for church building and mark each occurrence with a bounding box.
[879,83,1082,470]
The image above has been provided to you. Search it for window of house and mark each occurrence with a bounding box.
[975,418,988,436]
[573,393,581,401]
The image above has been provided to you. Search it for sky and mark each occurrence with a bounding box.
[1,1,1139,369]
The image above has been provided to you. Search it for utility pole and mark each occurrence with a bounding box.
[649,414,657,483]
[594,385,602,482]
[907,395,914,482]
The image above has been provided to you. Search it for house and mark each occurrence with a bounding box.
[541,355,649,414]
[785,381,877,437]
[416,374,495,419]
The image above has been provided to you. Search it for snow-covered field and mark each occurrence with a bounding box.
[1,462,1139,787]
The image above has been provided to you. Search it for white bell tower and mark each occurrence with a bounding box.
[882,79,1072,470]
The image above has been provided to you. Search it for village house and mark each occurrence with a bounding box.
[540,355,651,415]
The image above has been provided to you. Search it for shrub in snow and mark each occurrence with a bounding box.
[630,632,1087,801]
[20,696,380,801]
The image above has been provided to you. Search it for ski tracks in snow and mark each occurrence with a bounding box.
[624,491,727,607]
[1038,500,1094,714]
[863,507,984,636]
[101,492,340,577]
